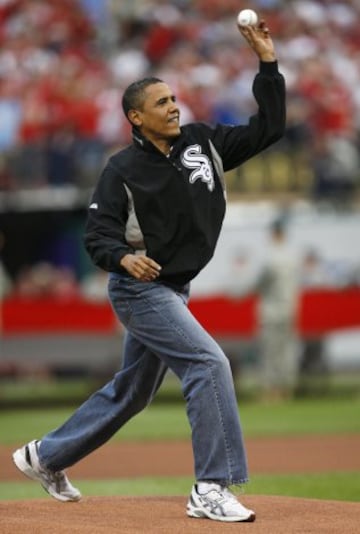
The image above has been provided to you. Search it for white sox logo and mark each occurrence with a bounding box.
[181,144,215,192]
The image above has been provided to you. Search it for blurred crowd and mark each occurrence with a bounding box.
[0,0,360,202]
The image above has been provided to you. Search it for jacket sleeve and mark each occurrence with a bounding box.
[213,61,286,172]
[83,161,133,273]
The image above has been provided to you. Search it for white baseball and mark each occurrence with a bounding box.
[237,9,258,27]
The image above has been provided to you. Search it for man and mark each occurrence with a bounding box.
[13,19,285,523]
[256,219,301,401]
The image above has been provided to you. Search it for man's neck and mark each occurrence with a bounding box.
[150,139,172,156]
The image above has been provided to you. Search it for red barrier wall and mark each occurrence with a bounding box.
[2,288,360,337]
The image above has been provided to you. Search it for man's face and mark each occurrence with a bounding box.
[131,83,181,143]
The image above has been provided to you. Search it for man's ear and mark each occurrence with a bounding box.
[128,109,142,127]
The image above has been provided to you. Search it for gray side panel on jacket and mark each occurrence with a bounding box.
[209,139,226,200]
[123,183,146,254]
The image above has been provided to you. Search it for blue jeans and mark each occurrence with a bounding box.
[39,273,249,485]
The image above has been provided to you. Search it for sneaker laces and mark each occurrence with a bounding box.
[207,488,227,503]
[205,485,246,515]
[199,485,234,508]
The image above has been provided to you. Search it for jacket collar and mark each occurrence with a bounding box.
[132,127,182,155]
[132,128,149,150]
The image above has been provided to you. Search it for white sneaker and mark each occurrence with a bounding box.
[12,440,81,502]
[187,483,255,522]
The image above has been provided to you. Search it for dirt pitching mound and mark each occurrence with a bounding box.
[0,495,359,533]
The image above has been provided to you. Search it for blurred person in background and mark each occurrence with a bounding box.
[299,248,329,379]
[13,16,286,523]
[255,217,301,401]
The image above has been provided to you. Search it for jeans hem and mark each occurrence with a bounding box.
[196,478,249,486]
[227,479,249,486]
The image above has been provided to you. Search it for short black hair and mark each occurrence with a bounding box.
[122,77,164,123]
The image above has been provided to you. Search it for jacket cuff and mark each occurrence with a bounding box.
[113,249,133,271]
[259,61,279,74]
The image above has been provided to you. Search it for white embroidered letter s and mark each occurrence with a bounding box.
[181,145,215,192]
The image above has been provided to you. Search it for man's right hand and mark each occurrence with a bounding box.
[237,19,276,63]
[120,254,162,282]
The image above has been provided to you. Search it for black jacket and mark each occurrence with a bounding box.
[84,61,286,286]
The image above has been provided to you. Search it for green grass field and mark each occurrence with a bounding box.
[1,396,359,502]
[1,396,360,444]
